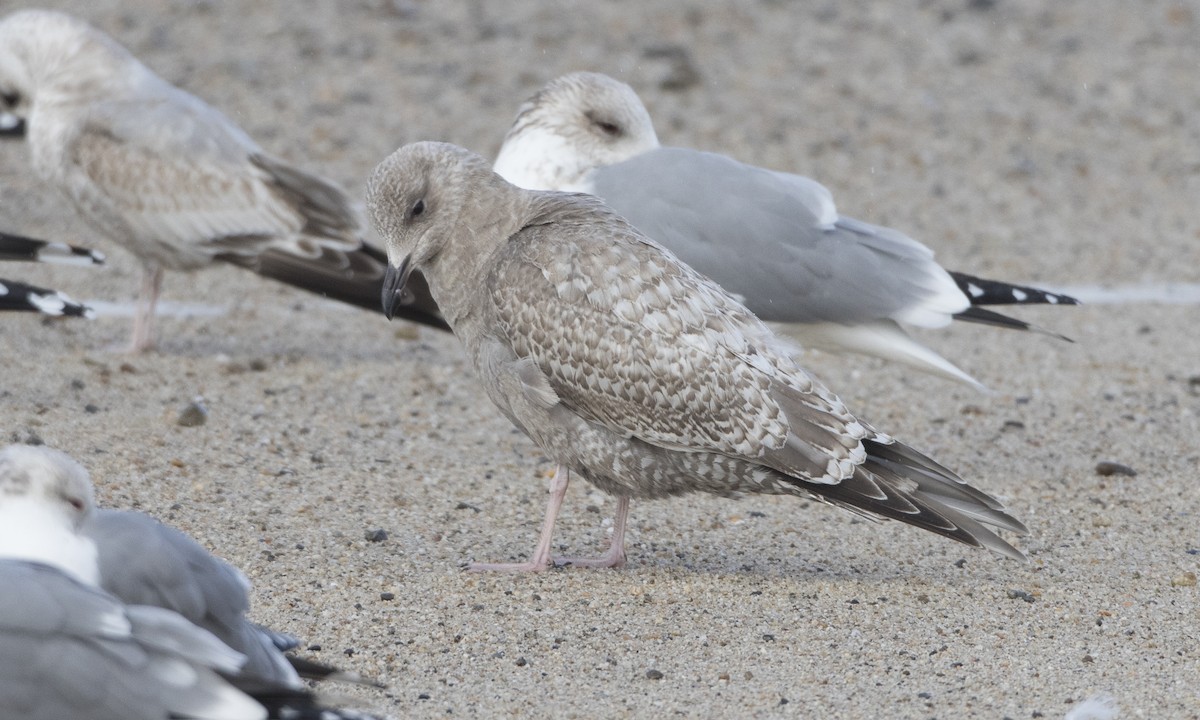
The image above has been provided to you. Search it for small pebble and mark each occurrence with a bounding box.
[645,669,664,680]
[1006,589,1036,603]
[365,528,389,542]
[381,592,395,600]
[1094,461,1137,477]
[176,397,208,427]
[1171,571,1196,587]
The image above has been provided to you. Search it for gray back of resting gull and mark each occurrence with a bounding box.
[0,228,103,317]
[371,141,1027,573]
[0,444,386,719]
[493,72,1077,389]
[0,9,444,352]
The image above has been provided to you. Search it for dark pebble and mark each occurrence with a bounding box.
[1006,589,1036,603]
[1095,461,1137,477]
[645,669,664,680]
[365,528,388,542]
[381,592,395,601]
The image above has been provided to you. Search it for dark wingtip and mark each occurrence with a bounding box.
[950,271,1081,307]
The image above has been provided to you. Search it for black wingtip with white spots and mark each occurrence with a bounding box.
[950,270,1079,308]
[0,278,94,318]
[0,231,105,265]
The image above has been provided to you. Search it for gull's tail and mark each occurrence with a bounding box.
[797,437,1028,561]
[777,319,989,391]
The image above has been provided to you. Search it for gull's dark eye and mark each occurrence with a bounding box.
[65,495,85,512]
[410,198,425,218]
[585,110,622,137]
[0,90,18,109]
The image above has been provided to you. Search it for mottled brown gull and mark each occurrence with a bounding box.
[0,445,387,719]
[0,9,444,352]
[369,141,1028,572]
[494,72,1078,389]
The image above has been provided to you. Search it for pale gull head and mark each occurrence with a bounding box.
[493,71,660,192]
[0,444,98,583]
[0,10,143,112]
[371,141,526,325]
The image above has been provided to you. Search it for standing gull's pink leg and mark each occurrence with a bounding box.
[553,495,629,569]
[128,262,163,353]
[469,464,571,573]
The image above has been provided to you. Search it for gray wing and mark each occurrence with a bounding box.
[56,76,360,269]
[82,508,300,685]
[0,560,261,720]
[487,195,876,484]
[589,147,966,327]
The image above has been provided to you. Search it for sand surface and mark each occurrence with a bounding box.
[1,1,1197,717]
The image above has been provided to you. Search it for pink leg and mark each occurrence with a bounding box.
[469,464,571,573]
[552,495,629,569]
[128,263,162,353]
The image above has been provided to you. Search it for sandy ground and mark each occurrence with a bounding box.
[2,1,1198,717]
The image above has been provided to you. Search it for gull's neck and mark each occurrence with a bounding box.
[422,191,538,339]
[493,129,600,193]
[0,501,99,585]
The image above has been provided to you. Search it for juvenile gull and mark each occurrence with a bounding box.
[370,141,1028,572]
[0,228,102,317]
[0,444,386,719]
[0,9,444,352]
[493,72,1078,388]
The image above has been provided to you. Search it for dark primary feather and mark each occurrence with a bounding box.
[0,278,92,317]
[219,240,447,328]
[950,270,1079,307]
[0,231,105,265]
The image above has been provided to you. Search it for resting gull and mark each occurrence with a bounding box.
[0,444,386,719]
[493,72,1078,388]
[0,9,444,351]
[370,141,1027,572]
[0,228,103,317]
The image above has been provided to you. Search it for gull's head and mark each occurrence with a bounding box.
[369,141,505,319]
[494,72,660,192]
[0,444,95,530]
[0,10,134,123]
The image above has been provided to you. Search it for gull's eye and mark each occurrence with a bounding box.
[65,495,85,512]
[585,110,623,137]
[0,90,18,109]
[410,198,425,218]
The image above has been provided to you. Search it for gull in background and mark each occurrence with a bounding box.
[0,444,387,719]
[494,72,1078,389]
[0,9,444,352]
[371,142,1027,572]
[0,228,103,317]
